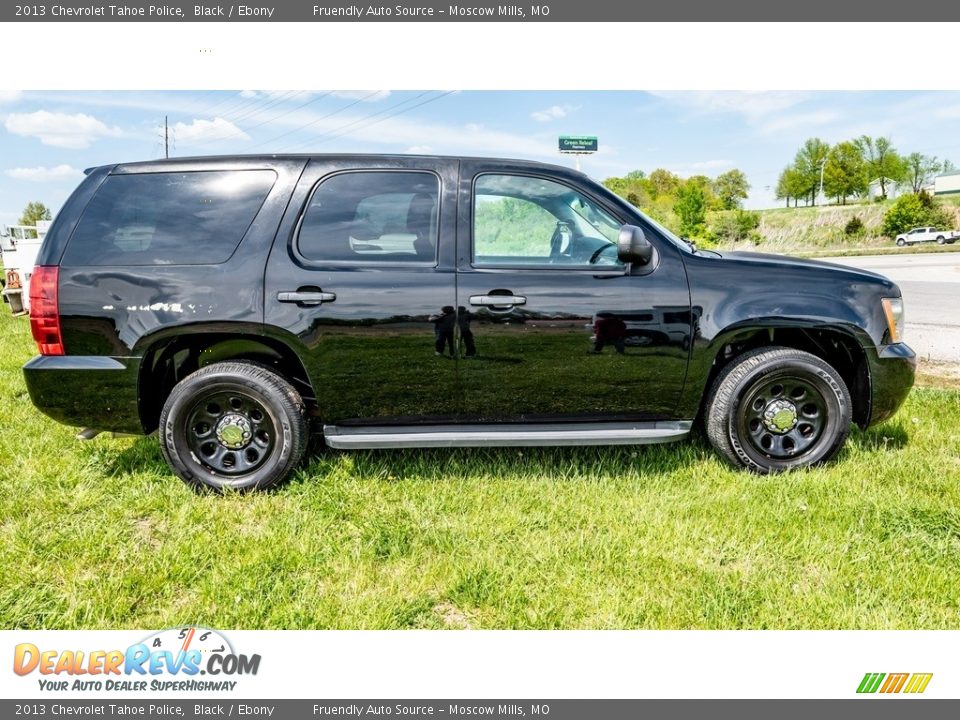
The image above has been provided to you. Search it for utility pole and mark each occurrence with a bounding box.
[164,115,169,159]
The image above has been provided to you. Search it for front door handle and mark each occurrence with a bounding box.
[277,290,336,306]
[469,294,527,307]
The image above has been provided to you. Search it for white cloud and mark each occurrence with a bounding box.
[171,117,250,144]
[758,110,840,136]
[934,104,960,120]
[666,159,735,178]
[239,90,258,98]
[653,91,812,124]
[5,164,83,182]
[531,104,577,122]
[0,91,23,104]
[4,110,122,149]
[405,145,433,154]
[689,159,734,171]
[331,90,391,102]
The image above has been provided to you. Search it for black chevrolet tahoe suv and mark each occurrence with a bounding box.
[23,154,916,491]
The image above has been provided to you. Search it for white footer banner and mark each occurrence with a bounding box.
[0,629,954,699]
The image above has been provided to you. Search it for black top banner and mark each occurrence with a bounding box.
[5,0,959,21]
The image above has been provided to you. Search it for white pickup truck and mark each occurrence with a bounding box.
[895,226,960,246]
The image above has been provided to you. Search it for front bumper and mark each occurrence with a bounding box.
[865,343,916,428]
[23,355,144,434]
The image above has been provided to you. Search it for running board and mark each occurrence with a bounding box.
[322,421,692,449]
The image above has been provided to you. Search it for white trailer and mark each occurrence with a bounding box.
[1,222,49,315]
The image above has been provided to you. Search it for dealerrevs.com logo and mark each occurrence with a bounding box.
[13,627,260,693]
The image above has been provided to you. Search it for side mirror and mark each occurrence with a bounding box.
[617,224,653,265]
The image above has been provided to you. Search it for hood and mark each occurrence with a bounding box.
[715,250,894,287]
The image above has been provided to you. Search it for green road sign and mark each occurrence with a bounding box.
[559,136,598,153]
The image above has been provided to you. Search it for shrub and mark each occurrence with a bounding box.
[881,192,953,237]
[710,209,761,245]
[844,215,865,236]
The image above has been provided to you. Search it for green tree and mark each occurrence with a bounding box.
[904,152,942,194]
[855,136,905,198]
[881,191,953,236]
[674,183,707,237]
[943,159,958,174]
[18,201,52,227]
[794,138,831,206]
[712,169,751,210]
[823,141,867,205]
[775,165,805,207]
[648,168,681,198]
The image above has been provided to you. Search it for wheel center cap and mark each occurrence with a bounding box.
[216,414,252,449]
[763,399,798,434]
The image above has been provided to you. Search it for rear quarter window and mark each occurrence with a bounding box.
[62,170,276,266]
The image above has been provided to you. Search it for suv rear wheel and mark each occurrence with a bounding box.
[159,361,308,491]
[705,347,852,473]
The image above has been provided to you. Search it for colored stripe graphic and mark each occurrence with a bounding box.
[880,673,909,693]
[857,672,932,694]
[904,673,933,694]
[857,673,885,693]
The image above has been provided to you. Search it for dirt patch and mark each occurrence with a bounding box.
[916,360,960,390]
[433,601,473,629]
[134,517,162,550]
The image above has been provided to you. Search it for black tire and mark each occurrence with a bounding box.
[937,236,946,245]
[705,347,852,473]
[159,361,308,492]
[896,238,906,247]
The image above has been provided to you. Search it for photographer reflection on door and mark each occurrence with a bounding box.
[457,306,477,358]
[430,305,457,357]
[591,312,627,355]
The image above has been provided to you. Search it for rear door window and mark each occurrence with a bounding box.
[63,170,276,266]
[295,171,440,264]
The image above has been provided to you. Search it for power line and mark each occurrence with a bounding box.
[189,91,336,148]
[276,91,433,152]
[281,91,457,152]
[246,91,385,151]
[226,90,302,124]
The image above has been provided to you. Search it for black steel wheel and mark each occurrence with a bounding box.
[705,346,852,473]
[160,361,308,491]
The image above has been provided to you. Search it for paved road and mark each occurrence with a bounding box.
[822,252,960,362]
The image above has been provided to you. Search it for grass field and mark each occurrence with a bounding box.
[1,308,959,630]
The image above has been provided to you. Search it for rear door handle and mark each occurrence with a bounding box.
[469,294,527,307]
[277,290,336,306]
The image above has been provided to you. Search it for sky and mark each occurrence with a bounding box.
[2,89,960,228]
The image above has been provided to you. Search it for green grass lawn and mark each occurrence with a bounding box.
[1,308,959,630]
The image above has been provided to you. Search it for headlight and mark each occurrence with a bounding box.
[881,297,904,343]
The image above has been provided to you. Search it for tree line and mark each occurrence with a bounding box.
[602,168,755,243]
[776,136,955,207]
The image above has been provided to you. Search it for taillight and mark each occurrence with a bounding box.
[29,266,64,356]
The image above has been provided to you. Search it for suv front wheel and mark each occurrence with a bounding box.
[705,347,852,473]
[159,361,308,491]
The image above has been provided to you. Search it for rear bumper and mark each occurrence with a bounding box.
[23,355,144,434]
[865,343,916,428]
